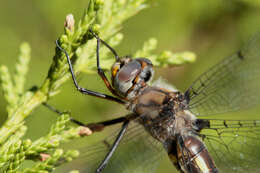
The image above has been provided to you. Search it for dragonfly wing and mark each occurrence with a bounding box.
[200,119,260,172]
[60,121,167,173]
[185,32,260,116]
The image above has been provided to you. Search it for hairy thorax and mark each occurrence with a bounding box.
[127,86,196,143]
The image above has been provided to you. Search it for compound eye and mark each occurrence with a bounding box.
[144,70,152,82]
[117,61,141,82]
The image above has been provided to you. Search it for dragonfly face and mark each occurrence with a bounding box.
[111,57,154,99]
[56,30,260,173]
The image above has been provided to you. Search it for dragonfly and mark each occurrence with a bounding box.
[54,30,260,173]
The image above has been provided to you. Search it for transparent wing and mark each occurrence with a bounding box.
[200,119,260,172]
[60,121,167,173]
[185,32,260,116]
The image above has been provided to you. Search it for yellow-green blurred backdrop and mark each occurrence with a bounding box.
[1,0,260,172]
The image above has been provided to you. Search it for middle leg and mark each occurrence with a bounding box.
[43,102,136,132]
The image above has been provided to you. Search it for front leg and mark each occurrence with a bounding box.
[55,39,124,104]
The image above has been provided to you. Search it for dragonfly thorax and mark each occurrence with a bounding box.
[129,86,192,142]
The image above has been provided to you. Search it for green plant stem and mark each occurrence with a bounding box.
[0,90,47,144]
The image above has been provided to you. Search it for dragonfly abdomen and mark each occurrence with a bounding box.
[177,135,218,173]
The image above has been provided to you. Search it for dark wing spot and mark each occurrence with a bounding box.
[194,119,210,132]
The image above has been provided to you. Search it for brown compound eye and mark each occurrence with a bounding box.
[112,57,154,98]
[112,60,142,97]
[117,61,141,82]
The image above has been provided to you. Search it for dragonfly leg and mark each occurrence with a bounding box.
[96,120,130,173]
[42,102,86,126]
[86,113,137,132]
[89,29,123,98]
[55,40,124,104]
[89,29,119,61]
[43,102,136,132]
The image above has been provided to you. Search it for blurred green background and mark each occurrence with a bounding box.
[1,0,260,172]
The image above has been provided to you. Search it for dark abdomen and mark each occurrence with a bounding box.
[170,135,218,173]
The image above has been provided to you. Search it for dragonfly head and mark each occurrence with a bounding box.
[111,57,154,99]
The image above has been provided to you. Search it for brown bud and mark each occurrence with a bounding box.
[79,126,92,136]
[40,153,51,161]
[64,14,75,31]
